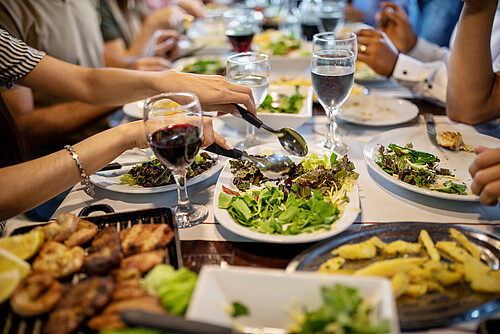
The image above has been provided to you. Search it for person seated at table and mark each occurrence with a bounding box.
[447,0,500,207]
[99,0,191,71]
[356,1,500,106]
[0,29,255,222]
[345,0,409,27]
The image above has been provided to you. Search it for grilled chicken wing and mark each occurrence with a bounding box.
[64,219,98,247]
[85,226,121,275]
[34,213,79,242]
[33,241,84,279]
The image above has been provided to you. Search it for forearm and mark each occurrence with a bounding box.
[447,1,500,124]
[0,123,142,220]
[17,102,116,148]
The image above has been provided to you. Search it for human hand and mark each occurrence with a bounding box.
[200,116,232,149]
[131,57,173,71]
[356,29,399,77]
[146,5,187,30]
[158,71,256,115]
[178,0,206,19]
[469,146,500,206]
[153,30,181,60]
[376,2,417,53]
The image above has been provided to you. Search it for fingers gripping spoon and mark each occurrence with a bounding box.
[232,104,309,157]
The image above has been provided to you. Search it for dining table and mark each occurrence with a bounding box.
[48,76,500,333]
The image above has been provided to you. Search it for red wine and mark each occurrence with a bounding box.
[150,124,202,172]
[312,66,355,109]
[226,29,254,52]
[301,22,319,41]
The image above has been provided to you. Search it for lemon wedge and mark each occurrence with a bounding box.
[0,231,45,260]
[0,247,31,279]
[0,269,21,304]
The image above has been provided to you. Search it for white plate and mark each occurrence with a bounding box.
[122,100,145,119]
[337,95,419,126]
[218,85,313,133]
[364,127,500,201]
[186,266,399,334]
[90,149,225,194]
[213,143,359,243]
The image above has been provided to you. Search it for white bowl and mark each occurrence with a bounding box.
[218,85,313,133]
[186,266,399,333]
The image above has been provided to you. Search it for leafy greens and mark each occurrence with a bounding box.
[258,85,305,114]
[219,153,358,235]
[376,143,467,195]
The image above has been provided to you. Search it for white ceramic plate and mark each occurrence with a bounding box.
[364,127,500,201]
[218,85,313,133]
[90,149,225,194]
[186,266,399,334]
[122,100,145,119]
[213,143,359,243]
[337,95,419,126]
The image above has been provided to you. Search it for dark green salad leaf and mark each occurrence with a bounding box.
[120,152,217,187]
[376,143,467,195]
[258,85,305,114]
[230,302,250,318]
[181,59,226,75]
[219,153,358,235]
[289,284,390,334]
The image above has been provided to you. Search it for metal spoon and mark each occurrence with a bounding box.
[232,103,308,157]
[205,143,294,179]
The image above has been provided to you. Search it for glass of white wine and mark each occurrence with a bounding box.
[226,52,270,149]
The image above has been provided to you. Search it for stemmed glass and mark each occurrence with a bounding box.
[318,0,346,33]
[223,9,257,53]
[226,52,270,149]
[311,49,355,155]
[312,31,357,56]
[144,93,208,228]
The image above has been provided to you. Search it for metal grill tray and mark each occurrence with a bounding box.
[286,222,500,331]
[1,204,181,334]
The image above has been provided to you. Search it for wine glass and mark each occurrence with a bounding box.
[318,0,346,33]
[223,9,257,53]
[312,31,357,57]
[226,52,270,149]
[311,49,355,155]
[144,93,208,228]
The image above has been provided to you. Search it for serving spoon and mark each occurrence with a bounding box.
[205,143,294,179]
[232,103,308,157]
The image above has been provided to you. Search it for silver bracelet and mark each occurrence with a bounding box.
[64,145,95,197]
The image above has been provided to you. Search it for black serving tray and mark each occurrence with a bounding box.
[286,222,500,332]
[0,204,181,334]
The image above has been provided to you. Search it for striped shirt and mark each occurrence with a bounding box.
[0,28,45,89]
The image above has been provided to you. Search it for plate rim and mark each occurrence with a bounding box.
[337,95,419,126]
[213,143,360,244]
[362,127,500,202]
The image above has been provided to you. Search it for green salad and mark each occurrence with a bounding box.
[258,85,305,114]
[120,152,217,187]
[376,143,467,195]
[289,284,390,334]
[181,59,226,75]
[218,153,358,235]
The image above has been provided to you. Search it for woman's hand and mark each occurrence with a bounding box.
[178,0,206,19]
[158,71,256,115]
[469,146,500,206]
[356,29,399,77]
[145,5,187,30]
[153,30,181,60]
[377,2,417,53]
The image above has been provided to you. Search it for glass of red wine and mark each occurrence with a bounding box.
[226,52,270,149]
[311,49,355,155]
[144,93,208,228]
[223,9,257,53]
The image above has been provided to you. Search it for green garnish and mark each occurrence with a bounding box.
[181,59,226,75]
[258,85,305,114]
[230,302,250,318]
[290,284,390,334]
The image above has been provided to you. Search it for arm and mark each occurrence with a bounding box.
[447,0,500,124]
[17,55,256,114]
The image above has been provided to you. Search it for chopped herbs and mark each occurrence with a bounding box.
[376,143,468,195]
[120,152,217,187]
[219,153,358,235]
[289,284,390,334]
[258,86,305,114]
